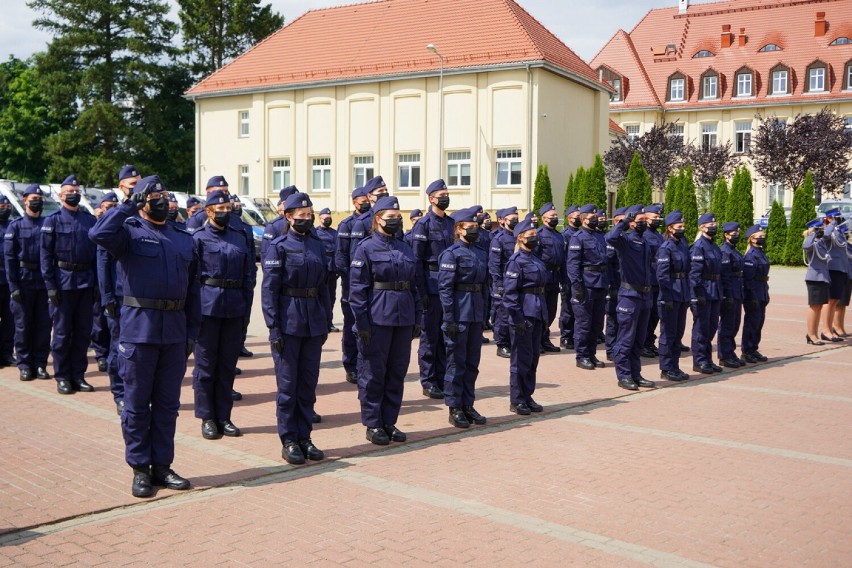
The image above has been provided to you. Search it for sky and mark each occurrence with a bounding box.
[1,0,721,65]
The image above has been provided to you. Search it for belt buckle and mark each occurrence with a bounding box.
[164,300,178,311]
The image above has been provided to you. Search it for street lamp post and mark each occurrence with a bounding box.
[426,44,444,179]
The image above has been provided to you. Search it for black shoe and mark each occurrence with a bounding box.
[131,467,152,498]
[752,351,768,362]
[422,386,445,399]
[481,336,490,344]
[634,376,656,388]
[618,378,639,391]
[19,368,34,382]
[202,420,221,440]
[383,424,407,442]
[345,371,358,384]
[234,367,242,375]
[590,357,605,368]
[231,390,242,401]
[680,345,690,353]
[312,412,322,424]
[640,347,657,358]
[218,420,242,437]
[660,370,689,382]
[820,333,845,343]
[560,339,574,350]
[710,364,723,373]
[299,439,324,460]
[282,440,306,464]
[720,358,741,369]
[463,406,486,425]
[541,340,560,353]
[366,427,389,445]
[510,402,531,415]
[36,367,50,380]
[151,466,190,490]
[97,357,107,372]
[496,346,511,358]
[576,358,596,370]
[449,407,470,428]
[743,352,759,364]
[692,364,715,375]
[57,379,74,395]
[75,380,95,392]
[116,400,125,415]
[328,324,340,333]
[239,346,254,358]
[527,399,543,413]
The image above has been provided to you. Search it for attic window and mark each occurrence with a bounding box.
[830,37,852,46]
[759,44,782,52]
[693,50,714,58]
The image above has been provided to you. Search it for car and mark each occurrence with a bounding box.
[757,206,792,229]
[816,200,852,216]
[0,180,63,220]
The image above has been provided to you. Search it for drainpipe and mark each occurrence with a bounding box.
[527,64,534,211]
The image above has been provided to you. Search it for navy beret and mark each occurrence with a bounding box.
[597,209,606,217]
[99,192,118,206]
[409,208,423,219]
[206,175,229,189]
[806,218,824,229]
[665,210,684,225]
[351,186,368,200]
[363,176,387,194]
[284,192,313,211]
[426,179,448,195]
[698,213,716,225]
[613,206,627,217]
[539,202,555,215]
[137,175,166,195]
[513,217,536,238]
[205,190,230,207]
[169,192,178,203]
[118,165,140,182]
[186,196,201,207]
[626,204,644,215]
[0,195,9,205]
[373,196,400,214]
[229,194,241,203]
[279,186,298,202]
[23,184,43,197]
[644,204,663,215]
[61,175,79,187]
[319,208,331,215]
[564,205,579,217]
[496,206,518,219]
[722,221,740,233]
[452,206,479,224]
[483,212,491,219]
[745,224,762,238]
[579,204,596,215]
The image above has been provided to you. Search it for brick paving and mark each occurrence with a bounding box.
[0,266,850,566]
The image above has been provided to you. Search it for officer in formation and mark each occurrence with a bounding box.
[186,176,230,230]
[535,203,563,353]
[475,210,493,333]
[90,192,119,373]
[836,224,852,336]
[0,196,14,367]
[41,175,98,395]
[350,176,391,247]
[603,206,625,361]
[689,213,724,374]
[489,207,519,358]
[262,192,330,465]
[228,194,258,359]
[717,222,746,368]
[403,208,422,248]
[438,206,488,428]
[185,196,202,219]
[742,225,770,363]
[261,186,298,260]
[167,193,181,225]
[823,208,848,342]
[90,174,200,498]
[641,205,664,358]
[316,207,339,333]
[193,190,255,440]
[803,217,833,344]
[349,195,420,446]
[559,205,581,350]
[655,210,691,382]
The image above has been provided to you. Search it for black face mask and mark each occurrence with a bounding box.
[633,221,647,234]
[482,220,492,231]
[546,217,559,228]
[815,229,824,239]
[754,237,767,248]
[570,217,582,229]
[167,210,178,221]
[357,202,371,214]
[586,217,599,230]
[705,226,718,238]
[650,219,663,230]
[381,217,402,235]
[291,218,313,234]
[435,196,450,211]
[213,211,231,227]
[728,235,740,245]
[372,192,389,203]
[27,200,43,213]
[673,228,686,239]
[524,235,539,249]
[322,217,332,228]
[146,197,170,222]
[63,193,81,207]
[506,219,518,230]
[463,228,479,243]
[0,209,11,221]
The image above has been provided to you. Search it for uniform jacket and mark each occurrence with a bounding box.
[689,235,722,301]
[535,225,565,290]
[605,220,651,297]
[503,249,549,324]
[40,206,98,291]
[261,216,288,260]
[643,228,664,287]
[656,237,691,303]
[743,247,770,303]
[5,214,47,291]
[411,209,455,296]
[438,241,488,324]
[488,228,516,297]
[315,225,338,276]
[720,241,745,302]
[803,232,831,283]
[194,223,255,318]
[825,221,848,272]
[566,227,609,291]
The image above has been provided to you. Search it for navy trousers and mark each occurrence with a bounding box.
[542,288,558,344]
[326,275,338,329]
[493,294,511,347]
[691,300,721,367]
[717,300,743,360]
[443,322,482,408]
[418,295,446,390]
[50,287,94,385]
[357,325,411,428]
[91,297,110,359]
[559,287,575,342]
[106,308,123,402]
[604,288,618,356]
[573,288,606,360]
[509,318,543,404]
[193,316,242,422]
[644,286,660,349]
[741,300,767,354]
[0,285,15,359]
[612,294,652,380]
[118,341,186,468]
[658,301,688,372]
[340,300,358,374]
[11,288,50,372]
[272,333,323,442]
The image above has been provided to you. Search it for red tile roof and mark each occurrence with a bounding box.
[187,0,606,97]
[590,0,852,110]
[609,119,626,135]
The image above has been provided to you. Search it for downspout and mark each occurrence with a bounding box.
[527,64,534,211]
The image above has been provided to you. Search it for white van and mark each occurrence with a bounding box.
[0,180,63,220]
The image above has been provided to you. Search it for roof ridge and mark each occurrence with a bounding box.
[588,28,627,64]
[622,30,662,107]
[302,0,390,15]
[500,0,547,60]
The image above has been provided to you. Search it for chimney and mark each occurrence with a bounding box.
[721,24,733,48]
[679,0,689,15]
[815,12,827,37]
[738,28,747,47]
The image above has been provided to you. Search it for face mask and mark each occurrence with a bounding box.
[435,196,450,211]
[213,211,231,227]
[167,210,178,221]
[506,219,518,230]
[754,237,767,248]
[0,209,10,221]
[650,219,663,230]
[728,235,740,245]
[146,197,169,222]
[358,202,371,214]
[524,235,539,249]
[586,217,599,230]
[372,192,389,202]
[463,228,479,243]
[27,200,43,213]
[815,229,824,239]
[546,217,559,228]
[291,218,313,234]
[482,220,492,231]
[705,226,718,237]
[633,221,647,234]
[381,217,402,235]
[233,207,242,215]
[322,217,332,228]
[64,193,81,207]
[673,228,685,239]
[570,217,582,229]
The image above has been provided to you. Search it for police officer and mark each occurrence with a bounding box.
[349,196,421,446]
[262,192,330,464]
[438,206,488,428]
[90,192,119,373]
[536,203,563,353]
[718,222,745,368]
[803,218,832,345]
[412,179,454,399]
[477,211,494,332]
[503,215,548,415]
[261,186,298,261]
[741,225,770,363]
[0,196,15,367]
[316,207,339,333]
[89,174,200,498]
[41,175,98,395]
[335,186,370,384]
[689,213,723,374]
[655,211,691,382]
[229,194,258,359]
[834,225,852,337]
[489,207,519,358]
[566,204,609,371]
[642,204,664,357]
[404,208,423,248]
[350,176,391,250]
[186,175,230,230]
[822,209,848,342]
[185,196,202,219]
[606,204,655,391]
[604,206,626,361]
[167,193,182,226]
[559,205,581,349]
[5,185,51,381]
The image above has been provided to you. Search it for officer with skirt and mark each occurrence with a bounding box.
[262,192,330,465]
[349,196,421,446]
[717,222,746,368]
[655,210,691,382]
[741,225,770,363]
[438,206,488,428]
[689,213,723,374]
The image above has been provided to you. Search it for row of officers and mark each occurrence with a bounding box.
[4,167,849,499]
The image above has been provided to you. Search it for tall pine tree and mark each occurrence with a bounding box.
[563,173,575,210]
[784,171,817,266]
[678,167,699,238]
[532,164,553,214]
[711,177,729,220]
[575,166,589,205]
[765,200,788,264]
[588,154,608,210]
[624,151,651,206]
[615,182,627,209]
[663,169,680,215]
[725,167,755,251]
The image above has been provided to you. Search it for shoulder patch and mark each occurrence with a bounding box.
[263,259,281,267]
[505,271,519,278]
[351,259,364,267]
[413,233,428,241]
[440,262,455,270]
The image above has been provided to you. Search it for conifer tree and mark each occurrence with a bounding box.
[725,167,755,251]
[711,177,729,221]
[532,164,553,214]
[678,167,699,238]
[563,173,575,210]
[624,151,651,206]
[663,169,680,215]
[784,171,817,266]
[588,154,608,210]
[765,200,788,264]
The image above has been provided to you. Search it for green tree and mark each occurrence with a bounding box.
[765,200,788,264]
[563,173,575,210]
[677,167,698,238]
[624,151,651,206]
[663,169,680,215]
[574,166,589,205]
[615,182,627,209]
[587,154,608,210]
[725,166,755,251]
[784,171,817,266]
[711,177,729,220]
[532,164,553,214]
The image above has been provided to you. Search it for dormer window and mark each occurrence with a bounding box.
[735,66,754,97]
[806,60,828,92]
[668,72,686,102]
[759,44,782,52]
[830,37,851,46]
[845,60,852,90]
[598,65,624,102]
[700,69,719,100]
[769,64,790,95]
[693,50,714,58]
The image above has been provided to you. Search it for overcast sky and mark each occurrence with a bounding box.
[1,0,719,64]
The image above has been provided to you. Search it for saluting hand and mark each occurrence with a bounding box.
[129,192,147,211]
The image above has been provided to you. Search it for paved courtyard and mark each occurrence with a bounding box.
[1,266,850,567]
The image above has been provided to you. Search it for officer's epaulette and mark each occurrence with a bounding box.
[125,217,142,227]
[270,233,288,246]
[174,226,192,236]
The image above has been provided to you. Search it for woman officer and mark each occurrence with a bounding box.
[438,206,488,428]
[717,222,745,368]
[803,218,832,345]
[741,225,770,363]
[689,213,723,374]
[656,210,690,382]
[503,214,548,415]
[349,196,421,446]
[262,192,331,465]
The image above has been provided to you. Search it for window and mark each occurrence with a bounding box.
[830,37,852,46]
[625,124,640,141]
[758,44,782,52]
[847,63,852,89]
[767,182,785,208]
[446,151,472,188]
[770,67,788,95]
[669,76,685,101]
[239,165,249,195]
[598,66,623,102]
[735,121,752,154]
[352,155,374,188]
[397,154,421,189]
[736,69,753,96]
[239,111,249,137]
[844,116,852,131]
[693,50,714,58]
[808,66,826,92]
[702,74,718,99]
[271,159,291,191]
[701,123,718,151]
[611,78,622,102]
[669,123,684,147]
[843,179,852,199]
[495,149,522,187]
[311,157,331,191]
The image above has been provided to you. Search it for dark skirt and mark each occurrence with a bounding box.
[806,280,829,306]
[828,270,847,300]
[840,278,852,307]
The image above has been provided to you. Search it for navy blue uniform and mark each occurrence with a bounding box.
[535,224,564,345]
[643,227,664,349]
[438,241,487,408]
[504,249,548,405]
[261,229,330,444]
[473,227,493,327]
[89,201,201,470]
[316,224,339,330]
[260,215,288,260]
[96,213,126,403]
[0,218,14,362]
[742,246,770,356]
[488,228,516,348]
[603,238,621,358]
[229,212,258,352]
[193,223,254,425]
[656,236,691,373]
[349,231,420,428]
[559,225,578,344]
[41,207,98,387]
[689,236,722,367]
[335,212,360,377]
[717,240,745,361]
[5,215,51,373]
[566,227,609,360]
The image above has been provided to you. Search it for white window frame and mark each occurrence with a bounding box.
[771,69,788,95]
[352,155,375,189]
[271,158,291,191]
[625,124,640,142]
[669,124,684,147]
[311,157,332,191]
[702,74,718,99]
[734,121,752,154]
[737,72,752,97]
[701,123,718,150]
[767,182,785,208]
[809,67,826,92]
[239,110,250,138]
[495,149,522,187]
[669,77,685,101]
[847,65,852,90]
[611,78,621,102]
[239,165,249,195]
[397,153,421,190]
[446,151,472,188]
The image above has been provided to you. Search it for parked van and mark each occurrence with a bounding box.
[0,180,63,220]
[817,199,852,216]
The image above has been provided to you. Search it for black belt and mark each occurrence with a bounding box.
[373,281,410,291]
[325,251,334,257]
[755,276,769,282]
[521,286,545,294]
[702,274,720,281]
[730,271,743,277]
[621,282,651,293]
[427,263,440,272]
[19,261,39,270]
[583,265,606,272]
[57,261,92,271]
[671,272,687,279]
[281,287,319,298]
[201,277,243,289]
[455,283,482,292]
[124,296,185,311]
